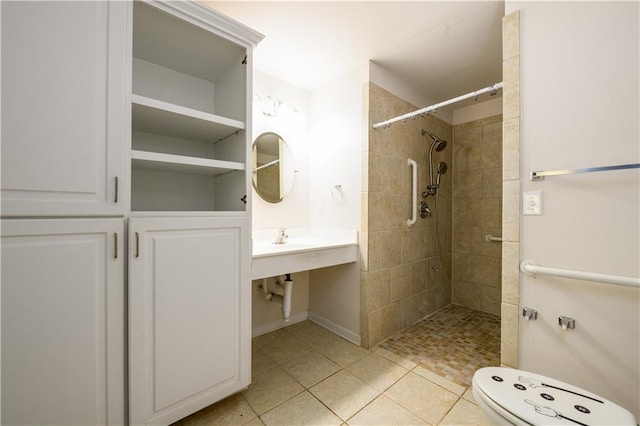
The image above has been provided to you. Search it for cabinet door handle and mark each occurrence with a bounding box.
[114,233,118,259]
[135,232,140,258]
[114,176,119,203]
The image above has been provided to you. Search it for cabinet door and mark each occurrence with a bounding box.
[1,1,127,216]
[1,219,125,425]
[129,217,251,425]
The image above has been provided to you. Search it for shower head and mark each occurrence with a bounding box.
[423,129,448,189]
[435,161,448,187]
[421,130,448,152]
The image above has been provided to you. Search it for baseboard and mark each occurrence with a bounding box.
[307,312,361,346]
[251,311,308,337]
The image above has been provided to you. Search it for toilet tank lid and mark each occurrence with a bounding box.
[472,367,637,426]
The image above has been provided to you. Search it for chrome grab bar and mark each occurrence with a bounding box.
[530,162,639,181]
[520,259,640,288]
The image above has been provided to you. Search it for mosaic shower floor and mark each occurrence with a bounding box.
[375,304,501,387]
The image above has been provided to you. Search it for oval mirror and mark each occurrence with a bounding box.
[252,132,295,203]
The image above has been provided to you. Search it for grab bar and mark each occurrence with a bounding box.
[407,158,417,227]
[530,162,640,181]
[485,235,503,242]
[520,259,640,288]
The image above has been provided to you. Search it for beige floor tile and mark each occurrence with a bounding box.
[178,393,257,426]
[316,337,370,368]
[385,372,459,425]
[461,387,476,404]
[374,347,418,370]
[254,328,311,364]
[438,398,489,425]
[252,348,277,376]
[282,350,341,388]
[286,320,340,347]
[309,370,379,421]
[346,353,408,392]
[242,366,304,415]
[244,418,265,426]
[260,391,342,426]
[348,395,427,426]
[413,365,466,396]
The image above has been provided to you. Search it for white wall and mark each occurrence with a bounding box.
[508,1,639,418]
[306,64,369,343]
[308,64,367,229]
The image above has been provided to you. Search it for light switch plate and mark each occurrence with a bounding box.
[523,191,543,215]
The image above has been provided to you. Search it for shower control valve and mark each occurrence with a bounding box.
[419,201,431,218]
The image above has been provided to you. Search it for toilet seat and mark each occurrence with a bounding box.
[472,367,637,425]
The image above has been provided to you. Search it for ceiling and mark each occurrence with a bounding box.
[205,1,504,108]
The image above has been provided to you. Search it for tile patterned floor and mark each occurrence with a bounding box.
[376,304,501,387]
[172,305,500,426]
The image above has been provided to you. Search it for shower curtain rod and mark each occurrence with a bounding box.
[372,82,503,129]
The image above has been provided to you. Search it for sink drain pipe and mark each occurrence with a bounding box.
[258,274,293,321]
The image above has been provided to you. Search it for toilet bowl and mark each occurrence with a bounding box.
[472,367,637,425]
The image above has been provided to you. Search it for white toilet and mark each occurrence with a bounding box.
[472,367,637,425]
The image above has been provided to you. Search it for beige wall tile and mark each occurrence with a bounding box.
[502,242,520,305]
[501,302,519,368]
[503,118,520,181]
[502,10,520,61]
[482,285,502,316]
[503,56,520,121]
[502,179,520,243]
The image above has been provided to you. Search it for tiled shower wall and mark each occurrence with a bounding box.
[451,116,503,315]
[362,83,453,348]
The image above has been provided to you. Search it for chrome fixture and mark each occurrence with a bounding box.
[273,228,288,244]
[422,130,447,198]
[421,130,448,272]
[419,201,431,218]
[522,307,538,321]
[558,316,576,330]
[530,162,640,181]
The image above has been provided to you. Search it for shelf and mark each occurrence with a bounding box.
[131,150,244,176]
[132,95,245,142]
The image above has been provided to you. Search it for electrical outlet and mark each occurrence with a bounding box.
[523,191,543,215]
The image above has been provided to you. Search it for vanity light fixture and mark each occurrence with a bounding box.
[253,94,299,118]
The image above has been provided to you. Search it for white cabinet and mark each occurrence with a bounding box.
[126,5,261,423]
[1,219,125,425]
[128,217,251,425]
[1,1,127,216]
[129,1,262,213]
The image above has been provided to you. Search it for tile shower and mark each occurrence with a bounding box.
[362,83,454,349]
[363,83,503,348]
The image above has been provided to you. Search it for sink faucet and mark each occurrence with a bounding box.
[273,228,288,244]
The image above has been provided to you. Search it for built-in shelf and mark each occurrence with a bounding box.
[131,150,244,176]
[131,94,245,142]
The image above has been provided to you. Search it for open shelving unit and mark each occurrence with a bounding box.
[130,1,249,213]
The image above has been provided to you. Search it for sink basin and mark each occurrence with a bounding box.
[252,228,358,279]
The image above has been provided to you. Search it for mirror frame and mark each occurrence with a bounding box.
[251,132,295,203]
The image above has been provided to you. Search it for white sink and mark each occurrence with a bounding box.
[252,228,358,279]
